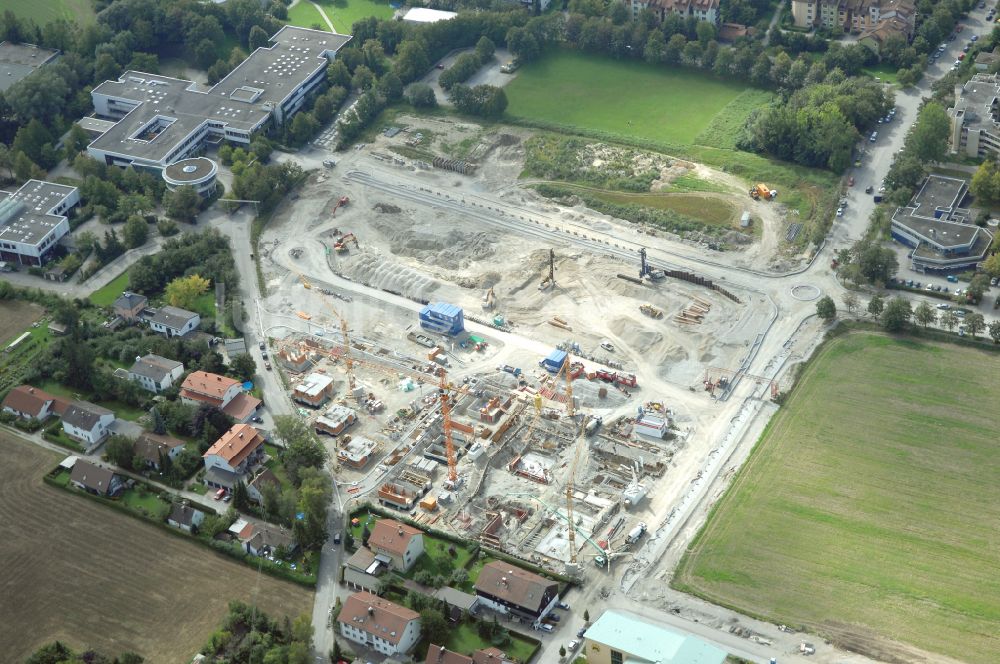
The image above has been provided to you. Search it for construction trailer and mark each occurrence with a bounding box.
[419,302,465,336]
[540,349,568,373]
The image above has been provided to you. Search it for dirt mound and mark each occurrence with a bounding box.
[347,253,440,300]
[373,203,401,213]
[368,213,495,270]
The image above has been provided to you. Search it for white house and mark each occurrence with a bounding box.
[368,519,425,572]
[133,432,186,470]
[128,354,184,393]
[1,385,55,420]
[338,592,422,656]
[61,401,116,446]
[146,306,200,338]
[202,423,265,488]
[167,502,205,533]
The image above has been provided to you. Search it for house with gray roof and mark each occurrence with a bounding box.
[128,353,184,392]
[144,305,200,338]
[167,502,204,533]
[69,459,124,497]
[113,291,148,321]
[61,401,116,446]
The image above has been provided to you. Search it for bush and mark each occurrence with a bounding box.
[407,83,437,108]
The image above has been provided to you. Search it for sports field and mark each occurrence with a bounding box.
[675,332,1000,662]
[2,0,95,25]
[0,435,313,663]
[505,51,760,146]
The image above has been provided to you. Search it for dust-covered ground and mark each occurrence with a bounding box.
[260,116,775,389]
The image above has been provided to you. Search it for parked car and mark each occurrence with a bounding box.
[865,185,874,194]
[259,341,265,350]
[251,415,264,423]
[214,488,226,501]
[848,176,855,186]
[265,361,272,370]
[540,624,554,633]
[567,640,580,651]
[333,531,342,544]
[545,614,561,623]
[972,34,980,41]
[577,627,587,638]
[937,303,951,310]
[557,601,571,610]
[836,207,844,217]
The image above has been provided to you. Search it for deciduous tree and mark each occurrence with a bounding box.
[842,292,859,315]
[914,301,936,329]
[867,294,884,320]
[881,296,911,332]
[165,274,210,309]
[965,312,985,338]
[816,295,836,321]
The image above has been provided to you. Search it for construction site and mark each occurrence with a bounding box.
[253,114,798,587]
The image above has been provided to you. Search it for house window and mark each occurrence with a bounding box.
[611,651,624,664]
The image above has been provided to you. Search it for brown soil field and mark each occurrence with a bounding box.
[0,300,43,345]
[0,433,313,662]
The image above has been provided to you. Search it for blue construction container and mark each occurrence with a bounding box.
[419,302,464,336]
[540,349,568,373]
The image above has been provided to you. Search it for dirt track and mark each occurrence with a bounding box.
[0,433,313,663]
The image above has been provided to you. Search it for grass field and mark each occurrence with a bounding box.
[287,1,331,31]
[89,272,130,308]
[580,189,736,227]
[693,89,774,150]
[862,62,901,85]
[285,0,394,33]
[2,0,95,25]
[0,300,44,346]
[505,52,754,146]
[0,434,312,663]
[675,332,1000,662]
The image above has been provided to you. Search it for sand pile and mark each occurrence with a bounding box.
[368,214,495,270]
[347,253,440,300]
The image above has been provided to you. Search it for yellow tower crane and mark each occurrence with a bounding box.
[297,274,357,399]
[564,423,586,573]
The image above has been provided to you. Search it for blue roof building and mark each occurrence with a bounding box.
[583,610,728,664]
[419,302,464,336]
[540,349,567,373]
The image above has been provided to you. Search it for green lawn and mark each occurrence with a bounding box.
[89,272,130,308]
[862,62,901,84]
[675,332,1000,662]
[2,0,95,25]
[505,51,754,146]
[38,380,148,423]
[315,0,395,33]
[120,487,171,520]
[444,623,537,663]
[578,188,736,227]
[404,535,475,582]
[287,1,331,31]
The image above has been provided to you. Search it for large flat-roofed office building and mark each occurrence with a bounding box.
[0,41,60,92]
[890,175,993,274]
[0,180,80,266]
[87,26,351,170]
